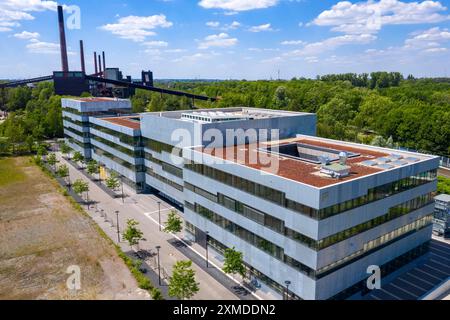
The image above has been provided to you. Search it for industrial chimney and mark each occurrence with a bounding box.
[57,5,69,73]
[79,40,86,73]
[94,51,98,74]
[102,51,106,78]
[98,55,102,77]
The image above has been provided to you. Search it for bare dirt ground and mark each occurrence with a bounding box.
[0,157,149,300]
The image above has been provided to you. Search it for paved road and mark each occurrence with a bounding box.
[56,153,263,300]
[438,167,450,178]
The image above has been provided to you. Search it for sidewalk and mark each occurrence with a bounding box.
[55,152,270,300]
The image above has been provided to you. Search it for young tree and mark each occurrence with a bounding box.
[72,179,89,202]
[60,142,72,159]
[86,159,99,179]
[222,247,246,279]
[164,210,183,234]
[0,137,11,155]
[47,153,58,171]
[168,260,200,300]
[37,144,48,159]
[72,151,84,168]
[56,164,70,186]
[106,172,120,191]
[122,219,145,250]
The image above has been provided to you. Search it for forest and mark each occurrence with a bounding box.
[0,72,449,158]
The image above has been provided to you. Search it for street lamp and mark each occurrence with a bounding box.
[157,201,162,231]
[205,231,209,268]
[156,245,161,286]
[284,280,291,301]
[115,210,120,243]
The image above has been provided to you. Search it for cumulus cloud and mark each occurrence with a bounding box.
[198,33,238,49]
[26,38,75,55]
[0,0,57,32]
[100,15,173,42]
[404,27,450,47]
[14,30,39,39]
[249,23,274,32]
[281,40,305,45]
[199,0,279,12]
[312,0,450,34]
[206,21,220,27]
[284,33,377,56]
[313,0,450,34]
[143,40,169,47]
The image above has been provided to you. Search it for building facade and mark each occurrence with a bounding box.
[61,98,439,300]
[433,194,450,237]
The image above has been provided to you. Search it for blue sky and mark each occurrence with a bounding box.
[1,0,450,79]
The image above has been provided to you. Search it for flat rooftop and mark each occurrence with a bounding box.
[72,97,122,102]
[149,107,312,123]
[100,115,141,130]
[194,136,433,188]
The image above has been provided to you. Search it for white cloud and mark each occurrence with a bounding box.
[223,21,241,30]
[198,33,238,49]
[281,40,305,45]
[404,27,450,48]
[284,33,376,56]
[165,48,187,53]
[304,56,319,63]
[100,15,173,42]
[248,47,280,52]
[424,47,447,53]
[143,40,169,47]
[199,0,279,12]
[14,30,39,39]
[206,21,220,27]
[313,0,450,34]
[26,38,75,55]
[0,0,57,32]
[249,23,273,32]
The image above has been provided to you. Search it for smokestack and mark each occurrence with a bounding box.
[98,55,103,76]
[102,51,106,77]
[57,5,69,73]
[94,51,98,74]
[79,40,85,73]
[98,55,102,77]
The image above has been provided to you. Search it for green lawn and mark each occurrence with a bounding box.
[0,157,26,187]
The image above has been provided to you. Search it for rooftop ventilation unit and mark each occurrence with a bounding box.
[320,163,351,179]
[339,151,348,165]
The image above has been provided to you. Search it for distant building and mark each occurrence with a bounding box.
[433,194,450,237]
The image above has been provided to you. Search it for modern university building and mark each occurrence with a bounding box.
[62,97,439,300]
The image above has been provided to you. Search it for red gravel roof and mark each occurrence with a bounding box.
[197,137,390,188]
[75,97,117,102]
[101,116,141,130]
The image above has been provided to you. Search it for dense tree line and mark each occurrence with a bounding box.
[0,82,63,154]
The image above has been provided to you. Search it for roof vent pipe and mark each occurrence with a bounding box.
[339,152,348,165]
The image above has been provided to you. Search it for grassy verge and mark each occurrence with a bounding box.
[0,157,26,187]
[32,156,164,300]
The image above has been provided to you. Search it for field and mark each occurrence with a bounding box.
[0,157,148,300]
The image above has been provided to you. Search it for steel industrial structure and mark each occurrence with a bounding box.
[0,5,216,106]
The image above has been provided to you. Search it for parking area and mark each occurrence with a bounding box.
[365,240,450,300]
